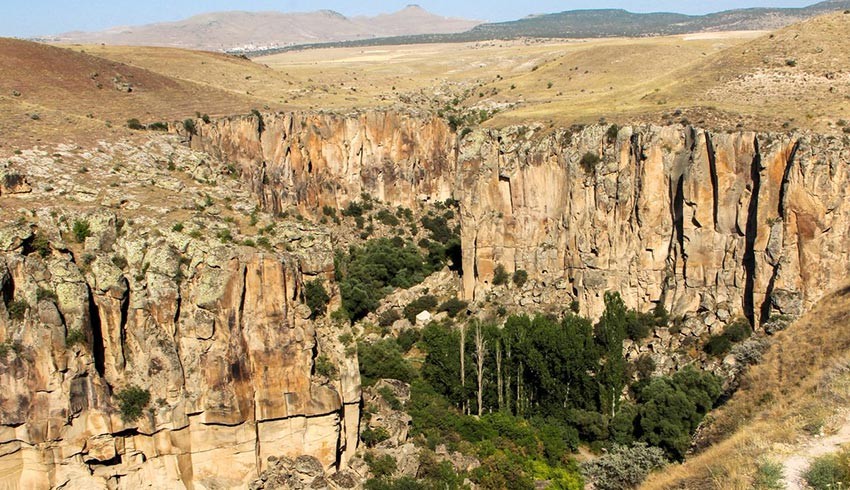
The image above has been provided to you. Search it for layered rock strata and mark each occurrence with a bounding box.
[191,112,850,327]
[0,142,358,489]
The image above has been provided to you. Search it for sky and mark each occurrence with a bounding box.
[3,0,819,38]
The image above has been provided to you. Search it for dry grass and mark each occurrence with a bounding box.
[642,285,850,489]
[0,38,276,149]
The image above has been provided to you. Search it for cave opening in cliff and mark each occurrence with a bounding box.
[87,291,106,378]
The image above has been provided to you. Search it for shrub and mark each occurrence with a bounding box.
[32,233,51,257]
[606,124,620,143]
[492,264,509,286]
[397,328,421,353]
[404,295,438,323]
[126,118,144,130]
[183,119,197,135]
[171,223,184,232]
[579,152,601,174]
[581,443,667,490]
[379,309,402,328]
[437,297,468,318]
[803,452,850,489]
[36,287,58,302]
[66,328,86,347]
[361,426,391,447]
[304,279,331,319]
[314,355,338,379]
[731,337,770,366]
[358,339,416,385]
[512,269,528,287]
[147,121,168,131]
[723,317,752,342]
[704,334,732,357]
[7,300,28,321]
[378,386,403,410]
[72,219,92,243]
[376,209,400,227]
[115,385,151,422]
[753,458,784,490]
[365,453,397,478]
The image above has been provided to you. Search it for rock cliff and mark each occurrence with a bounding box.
[0,141,359,489]
[191,112,850,327]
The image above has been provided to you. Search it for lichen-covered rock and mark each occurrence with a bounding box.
[0,139,358,490]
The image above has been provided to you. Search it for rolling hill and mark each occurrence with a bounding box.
[249,0,850,55]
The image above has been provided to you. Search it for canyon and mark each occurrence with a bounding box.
[1,108,849,488]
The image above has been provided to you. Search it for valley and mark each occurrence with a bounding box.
[1,5,850,490]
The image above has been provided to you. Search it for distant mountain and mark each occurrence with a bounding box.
[467,0,850,38]
[49,5,481,52]
[248,0,850,55]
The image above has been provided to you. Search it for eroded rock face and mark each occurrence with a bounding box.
[0,141,359,489]
[192,112,850,327]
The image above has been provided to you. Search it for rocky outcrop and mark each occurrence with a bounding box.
[0,141,359,489]
[191,112,850,327]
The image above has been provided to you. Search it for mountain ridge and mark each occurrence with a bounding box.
[49,6,482,52]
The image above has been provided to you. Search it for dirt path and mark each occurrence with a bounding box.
[783,416,850,489]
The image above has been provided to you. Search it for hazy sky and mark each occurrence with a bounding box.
[4,0,818,37]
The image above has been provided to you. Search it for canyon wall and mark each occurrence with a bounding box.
[192,112,850,326]
[0,142,359,489]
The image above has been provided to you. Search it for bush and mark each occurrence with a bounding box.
[314,354,338,379]
[704,334,732,357]
[32,233,51,257]
[126,118,144,130]
[36,287,58,302]
[581,443,667,490]
[803,452,850,489]
[579,152,601,173]
[397,328,421,353]
[404,295,438,323]
[72,219,92,243]
[379,309,402,328]
[378,386,403,410]
[753,458,784,490]
[723,317,752,342]
[438,297,468,318]
[606,124,620,143]
[365,453,397,478]
[512,269,528,287]
[7,300,28,321]
[147,121,168,131]
[358,339,416,385]
[304,279,331,319]
[376,209,400,227]
[492,264,509,286]
[115,385,151,422]
[183,118,197,135]
[361,426,391,447]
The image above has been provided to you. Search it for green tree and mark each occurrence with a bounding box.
[596,292,628,418]
[304,279,330,318]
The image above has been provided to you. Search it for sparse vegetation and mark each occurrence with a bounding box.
[7,300,28,321]
[72,219,92,243]
[115,385,151,422]
[579,152,601,174]
[304,279,331,319]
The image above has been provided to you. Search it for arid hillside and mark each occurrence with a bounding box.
[642,285,850,489]
[0,38,277,149]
